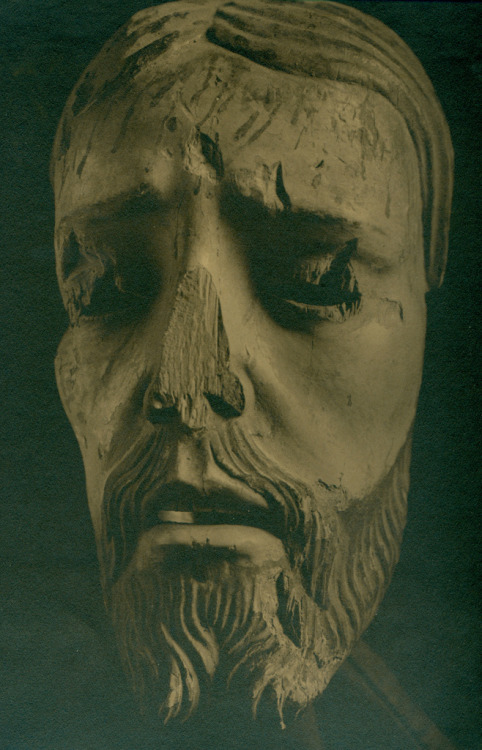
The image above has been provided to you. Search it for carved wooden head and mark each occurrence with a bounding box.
[51,0,453,727]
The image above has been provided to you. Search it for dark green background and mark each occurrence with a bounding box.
[0,2,480,748]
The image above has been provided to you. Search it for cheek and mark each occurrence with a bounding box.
[55,332,93,451]
[56,325,151,535]
[247,297,425,496]
[55,326,148,463]
[329,314,425,440]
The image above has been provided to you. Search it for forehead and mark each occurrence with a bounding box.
[55,51,421,239]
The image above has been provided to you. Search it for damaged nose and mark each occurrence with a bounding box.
[146,265,245,430]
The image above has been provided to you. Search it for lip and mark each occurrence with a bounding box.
[108,478,290,583]
[140,480,286,541]
[134,522,287,570]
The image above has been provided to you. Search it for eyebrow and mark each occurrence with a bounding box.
[57,185,169,229]
[57,182,394,268]
[221,184,361,242]
[220,184,400,270]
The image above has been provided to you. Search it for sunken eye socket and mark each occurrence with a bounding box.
[220,190,363,327]
[59,232,160,325]
[58,205,362,329]
[255,243,362,326]
[265,255,361,323]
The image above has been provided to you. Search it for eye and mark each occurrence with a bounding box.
[259,240,362,326]
[60,238,159,326]
[219,190,363,329]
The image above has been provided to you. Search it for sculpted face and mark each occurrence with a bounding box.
[52,3,436,727]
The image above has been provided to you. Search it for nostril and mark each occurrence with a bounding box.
[204,391,243,420]
[146,391,180,425]
[148,404,180,425]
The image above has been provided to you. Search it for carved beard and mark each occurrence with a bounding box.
[100,424,410,726]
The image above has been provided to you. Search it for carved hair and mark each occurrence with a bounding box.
[206,0,454,287]
[52,0,453,287]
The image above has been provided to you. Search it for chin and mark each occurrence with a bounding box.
[100,425,411,727]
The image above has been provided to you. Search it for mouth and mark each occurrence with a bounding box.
[155,505,279,534]
[105,479,293,585]
[124,481,289,569]
[141,481,286,540]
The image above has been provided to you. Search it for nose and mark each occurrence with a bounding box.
[144,265,245,430]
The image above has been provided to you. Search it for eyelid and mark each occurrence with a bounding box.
[281,298,362,323]
[352,243,395,272]
[291,256,338,283]
[286,238,356,276]
[262,248,362,326]
[61,245,160,327]
[294,230,394,273]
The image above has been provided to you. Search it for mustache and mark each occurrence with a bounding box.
[99,423,315,590]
